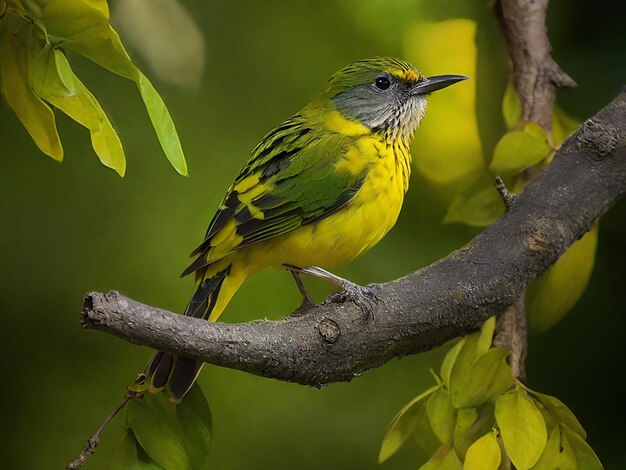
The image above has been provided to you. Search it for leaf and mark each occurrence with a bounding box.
[530,426,576,470]
[450,348,513,409]
[418,445,462,470]
[552,106,580,147]
[565,428,603,470]
[495,389,547,469]
[526,223,598,333]
[441,339,465,388]
[502,81,521,129]
[526,388,586,438]
[454,404,497,461]
[136,73,188,175]
[415,401,444,455]
[490,127,552,175]
[426,388,456,444]
[176,384,212,469]
[444,173,504,227]
[40,0,188,175]
[110,427,165,470]
[476,317,496,358]
[0,36,63,161]
[379,385,440,463]
[28,44,126,175]
[44,3,137,81]
[464,431,501,470]
[451,407,478,459]
[127,393,192,470]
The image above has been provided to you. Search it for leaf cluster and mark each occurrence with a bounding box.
[0,0,187,176]
[379,319,602,469]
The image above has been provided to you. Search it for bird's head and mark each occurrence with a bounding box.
[321,57,468,142]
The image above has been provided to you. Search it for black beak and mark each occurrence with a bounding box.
[412,74,469,95]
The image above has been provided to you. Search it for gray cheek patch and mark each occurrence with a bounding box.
[332,85,427,142]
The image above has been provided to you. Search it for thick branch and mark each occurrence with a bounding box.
[81,90,626,387]
[495,0,577,129]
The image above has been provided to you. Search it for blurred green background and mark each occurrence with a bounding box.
[1,0,624,468]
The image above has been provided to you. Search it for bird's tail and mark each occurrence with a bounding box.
[133,261,244,402]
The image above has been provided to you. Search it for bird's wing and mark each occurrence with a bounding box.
[181,115,368,277]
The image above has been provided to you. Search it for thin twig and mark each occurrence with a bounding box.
[66,395,133,470]
[495,177,517,211]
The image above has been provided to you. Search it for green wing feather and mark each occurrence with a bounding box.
[181,114,366,277]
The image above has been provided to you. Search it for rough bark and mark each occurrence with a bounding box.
[495,0,577,129]
[81,89,626,387]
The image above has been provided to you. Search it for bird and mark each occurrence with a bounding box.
[133,57,467,402]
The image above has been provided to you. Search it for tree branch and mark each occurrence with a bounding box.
[492,0,577,376]
[494,0,577,129]
[80,89,626,387]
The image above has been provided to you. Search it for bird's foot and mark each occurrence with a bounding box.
[326,281,380,321]
[284,264,380,320]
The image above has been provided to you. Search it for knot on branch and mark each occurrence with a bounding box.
[318,318,341,343]
[527,227,550,253]
[577,118,622,157]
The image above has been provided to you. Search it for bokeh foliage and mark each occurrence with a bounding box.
[1,1,624,469]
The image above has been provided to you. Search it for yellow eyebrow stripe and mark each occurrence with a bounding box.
[390,69,421,82]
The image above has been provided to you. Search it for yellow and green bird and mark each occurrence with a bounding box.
[137,57,467,401]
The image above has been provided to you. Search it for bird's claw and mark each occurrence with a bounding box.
[326,282,379,321]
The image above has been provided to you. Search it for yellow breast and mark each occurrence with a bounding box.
[244,135,411,272]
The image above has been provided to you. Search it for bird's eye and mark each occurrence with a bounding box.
[374,76,391,90]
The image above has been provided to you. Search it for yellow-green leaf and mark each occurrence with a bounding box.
[565,428,603,470]
[136,73,187,175]
[477,317,496,358]
[464,431,501,470]
[128,393,192,470]
[552,106,580,147]
[427,388,457,444]
[419,445,462,470]
[452,407,479,459]
[379,385,440,463]
[444,173,504,227]
[526,389,586,438]
[523,122,547,141]
[110,427,165,470]
[28,45,126,175]
[502,81,521,130]
[530,426,576,470]
[415,400,444,455]
[490,127,552,175]
[495,390,547,469]
[527,223,598,333]
[40,0,187,174]
[441,339,465,388]
[0,36,63,161]
[450,348,513,409]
